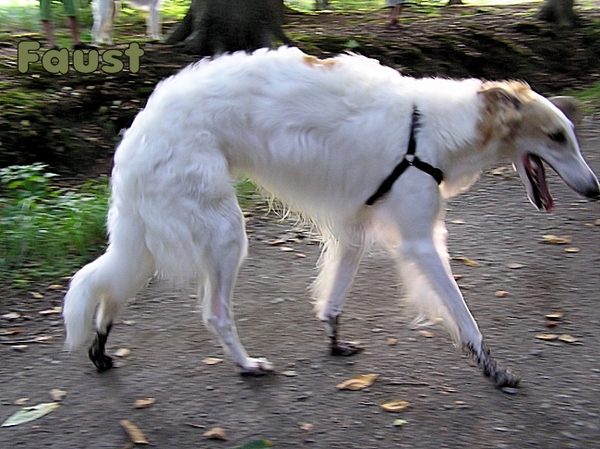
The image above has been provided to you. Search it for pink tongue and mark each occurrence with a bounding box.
[534,161,554,212]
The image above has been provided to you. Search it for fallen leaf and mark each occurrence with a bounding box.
[114,348,131,358]
[39,306,62,315]
[545,321,558,328]
[1,402,60,427]
[229,440,273,449]
[267,239,285,246]
[202,357,223,365]
[545,313,564,321]
[47,284,65,290]
[49,389,66,402]
[506,263,524,269]
[453,256,480,267]
[2,329,21,336]
[387,337,397,346]
[393,419,408,427]
[30,292,43,299]
[451,219,466,224]
[34,336,53,343]
[12,345,28,352]
[120,420,149,445]
[281,370,298,377]
[14,398,28,405]
[453,274,463,281]
[280,247,294,252]
[535,333,558,341]
[565,247,580,253]
[495,290,508,298]
[296,253,307,258]
[204,427,228,441]
[558,334,579,344]
[594,218,600,226]
[381,399,410,412]
[336,373,379,391]
[300,423,313,431]
[2,312,21,321]
[541,235,571,245]
[419,330,434,338]
[134,398,156,409]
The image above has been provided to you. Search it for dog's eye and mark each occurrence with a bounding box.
[548,131,566,143]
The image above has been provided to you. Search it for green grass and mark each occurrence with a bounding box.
[0,164,109,288]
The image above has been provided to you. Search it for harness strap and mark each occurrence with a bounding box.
[365,108,444,206]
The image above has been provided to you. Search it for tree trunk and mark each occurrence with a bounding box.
[538,0,576,27]
[164,0,291,55]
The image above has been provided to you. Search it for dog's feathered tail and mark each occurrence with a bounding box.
[63,206,155,350]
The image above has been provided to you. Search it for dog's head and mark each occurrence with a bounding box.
[478,82,600,212]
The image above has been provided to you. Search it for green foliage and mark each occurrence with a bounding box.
[0,163,109,287]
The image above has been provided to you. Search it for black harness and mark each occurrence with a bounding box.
[365,108,444,206]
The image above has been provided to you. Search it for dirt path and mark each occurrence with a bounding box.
[1,121,599,448]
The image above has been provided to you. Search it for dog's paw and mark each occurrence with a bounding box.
[88,347,113,372]
[239,357,273,377]
[330,341,364,357]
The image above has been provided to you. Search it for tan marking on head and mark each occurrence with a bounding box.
[303,55,338,68]
[477,81,533,146]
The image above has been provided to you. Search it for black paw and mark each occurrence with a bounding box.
[330,341,364,357]
[88,346,113,372]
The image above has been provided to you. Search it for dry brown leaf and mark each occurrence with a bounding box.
[14,398,29,406]
[34,336,53,343]
[204,427,228,441]
[39,306,62,315]
[267,239,285,246]
[280,247,294,252]
[419,330,434,338]
[114,348,131,358]
[545,313,564,321]
[495,290,508,298]
[202,357,223,365]
[535,333,559,341]
[453,274,463,281]
[120,420,149,445]
[565,247,580,253]
[558,334,579,344]
[506,263,524,269]
[336,374,379,391]
[134,398,156,409]
[47,284,65,290]
[2,329,21,336]
[30,292,43,299]
[541,235,571,245]
[387,337,398,346]
[594,218,600,226]
[381,399,410,412]
[49,389,66,402]
[300,423,313,432]
[545,321,558,328]
[2,312,21,321]
[453,257,480,267]
[296,253,307,258]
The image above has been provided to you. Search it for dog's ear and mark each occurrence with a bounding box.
[549,96,582,128]
[478,82,526,140]
[478,82,524,110]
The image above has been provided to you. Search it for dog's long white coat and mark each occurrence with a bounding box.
[64,47,598,377]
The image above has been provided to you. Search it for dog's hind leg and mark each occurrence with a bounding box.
[313,232,366,356]
[200,199,273,376]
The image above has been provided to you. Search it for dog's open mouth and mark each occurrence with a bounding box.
[523,154,554,212]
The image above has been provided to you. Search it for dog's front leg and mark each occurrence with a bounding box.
[314,238,366,356]
[399,238,520,388]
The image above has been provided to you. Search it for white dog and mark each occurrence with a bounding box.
[63,47,599,387]
[92,0,162,45]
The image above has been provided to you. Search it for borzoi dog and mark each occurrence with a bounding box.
[63,47,599,388]
[92,0,162,45]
